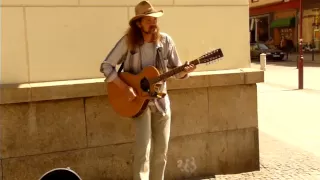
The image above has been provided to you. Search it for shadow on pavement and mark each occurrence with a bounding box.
[258,82,298,91]
[185,175,216,180]
[258,82,320,93]
[251,60,320,68]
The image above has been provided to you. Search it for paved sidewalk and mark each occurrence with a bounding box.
[204,61,320,180]
[215,131,320,180]
[287,53,320,63]
[214,84,320,180]
[198,62,320,180]
[251,61,320,91]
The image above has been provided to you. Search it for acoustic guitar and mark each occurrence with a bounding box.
[107,48,224,118]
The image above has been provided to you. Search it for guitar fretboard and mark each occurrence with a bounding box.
[148,48,223,84]
[149,59,200,84]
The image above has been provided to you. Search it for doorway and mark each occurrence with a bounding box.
[250,14,270,43]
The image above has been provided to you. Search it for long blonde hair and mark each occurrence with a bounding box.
[125,19,161,52]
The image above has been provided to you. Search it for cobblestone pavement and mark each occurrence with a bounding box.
[208,63,320,179]
[215,131,320,180]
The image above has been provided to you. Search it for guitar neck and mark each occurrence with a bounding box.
[150,59,199,84]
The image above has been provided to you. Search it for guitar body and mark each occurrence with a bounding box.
[107,66,162,118]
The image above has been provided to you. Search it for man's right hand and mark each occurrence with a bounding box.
[124,86,137,102]
[112,77,137,102]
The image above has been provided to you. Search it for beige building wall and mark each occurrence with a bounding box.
[302,9,317,43]
[1,0,250,84]
[249,0,282,8]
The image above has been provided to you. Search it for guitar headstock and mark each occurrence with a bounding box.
[197,48,223,64]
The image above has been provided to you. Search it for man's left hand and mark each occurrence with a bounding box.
[178,61,197,78]
[183,62,196,74]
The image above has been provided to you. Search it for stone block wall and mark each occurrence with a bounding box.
[0,69,263,180]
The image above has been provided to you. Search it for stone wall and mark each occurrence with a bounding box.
[0,69,263,180]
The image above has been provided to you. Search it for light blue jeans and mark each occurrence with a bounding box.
[133,106,171,180]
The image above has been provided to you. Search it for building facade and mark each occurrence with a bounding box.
[249,0,320,52]
[249,0,298,50]
[302,0,320,50]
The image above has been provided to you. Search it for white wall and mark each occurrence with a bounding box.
[1,0,250,84]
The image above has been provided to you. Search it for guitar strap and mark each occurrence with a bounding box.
[155,47,169,98]
[118,62,124,74]
[117,51,131,74]
[156,47,167,79]
[118,47,166,76]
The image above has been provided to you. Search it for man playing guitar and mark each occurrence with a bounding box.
[100,1,196,179]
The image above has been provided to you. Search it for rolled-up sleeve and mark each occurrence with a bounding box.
[100,36,128,82]
[166,35,189,79]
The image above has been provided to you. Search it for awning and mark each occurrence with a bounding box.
[270,17,295,28]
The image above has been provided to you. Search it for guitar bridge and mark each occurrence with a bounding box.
[149,83,166,99]
[154,83,162,92]
[149,92,166,99]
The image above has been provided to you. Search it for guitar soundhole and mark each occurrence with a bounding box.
[140,77,150,92]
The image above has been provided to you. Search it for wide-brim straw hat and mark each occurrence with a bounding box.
[129,1,164,27]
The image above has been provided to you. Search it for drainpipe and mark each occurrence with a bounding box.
[255,19,259,42]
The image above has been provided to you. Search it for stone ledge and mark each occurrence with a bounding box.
[0,68,264,105]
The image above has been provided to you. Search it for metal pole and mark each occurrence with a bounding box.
[298,0,304,89]
[255,19,259,42]
[312,49,314,61]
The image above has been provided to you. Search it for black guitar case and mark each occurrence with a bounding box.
[39,167,81,180]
